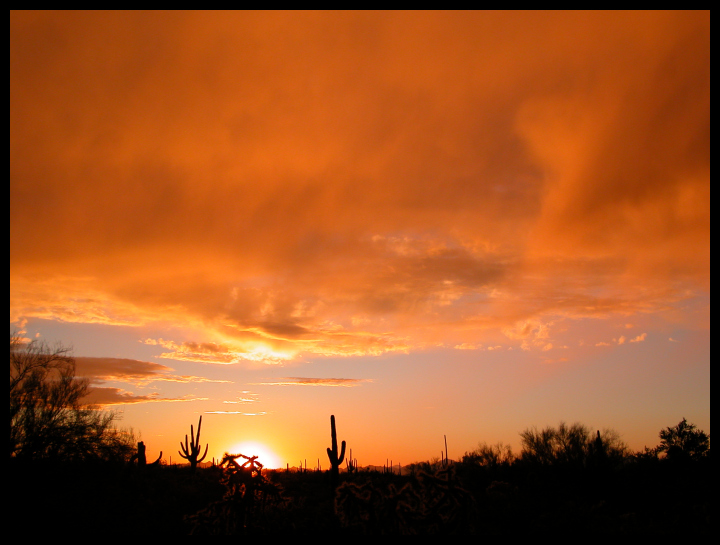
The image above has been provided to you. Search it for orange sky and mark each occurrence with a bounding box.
[10,11,709,467]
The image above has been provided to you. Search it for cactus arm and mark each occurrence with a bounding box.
[338,440,346,466]
[198,443,209,463]
[178,434,192,459]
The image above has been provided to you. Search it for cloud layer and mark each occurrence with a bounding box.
[11,11,709,363]
[72,356,226,405]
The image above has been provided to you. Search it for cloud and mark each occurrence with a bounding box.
[252,377,371,387]
[74,357,231,385]
[222,392,259,404]
[595,333,648,347]
[10,12,709,362]
[75,357,172,380]
[84,387,203,406]
[205,411,268,416]
[454,343,482,350]
[202,392,266,414]
[542,357,569,365]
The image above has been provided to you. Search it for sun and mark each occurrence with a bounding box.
[227,441,281,470]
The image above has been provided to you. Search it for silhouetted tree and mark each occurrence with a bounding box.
[10,333,134,462]
[519,421,627,467]
[657,418,710,461]
[462,442,515,468]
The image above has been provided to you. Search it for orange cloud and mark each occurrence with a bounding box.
[252,377,371,387]
[10,11,709,363]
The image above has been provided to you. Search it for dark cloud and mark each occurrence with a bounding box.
[74,357,172,380]
[83,386,199,406]
[74,356,231,385]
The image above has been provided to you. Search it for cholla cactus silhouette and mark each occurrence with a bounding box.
[178,415,209,471]
[186,452,285,535]
[327,414,346,489]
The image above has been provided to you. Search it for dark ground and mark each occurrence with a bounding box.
[8,457,711,536]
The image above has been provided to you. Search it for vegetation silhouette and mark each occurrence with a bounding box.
[335,465,477,534]
[7,333,711,534]
[657,417,710,461]
[185,452,286,534]
[326,414,346,491]
[8,415,710,535]
[178,415,209,472]
[346,448,357,474]
[518,421,628,468]
[10,333,134,462]
[130,440,163,468]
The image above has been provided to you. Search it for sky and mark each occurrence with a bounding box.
[10,11,709,469]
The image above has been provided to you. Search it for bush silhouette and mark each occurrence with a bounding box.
[519,421,627,468]
[657,418,710,461]
[9,333,134,462]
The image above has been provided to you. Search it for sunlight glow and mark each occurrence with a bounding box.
[227,441,281,469]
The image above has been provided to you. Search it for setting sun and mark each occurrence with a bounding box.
[227,441,281,470]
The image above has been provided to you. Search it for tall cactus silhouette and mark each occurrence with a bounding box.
[178,415,209,471]
[327,414,346,490]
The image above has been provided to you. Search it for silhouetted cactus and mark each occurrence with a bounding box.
[130,440,162,467]
[327,414,346,490]
[178,415,209,472]
[185,452,285,534]
[346,448,357,474]
[444,435,448,467]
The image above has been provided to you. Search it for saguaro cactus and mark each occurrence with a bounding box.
[327,414,346,489]
[178,415,209,471]
[346,448,357,474]
[130,441,162,467]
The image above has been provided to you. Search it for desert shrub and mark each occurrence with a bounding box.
[519,422,628,469]
[335,467,477,534]
[462,442,515,468]
[10,333,134,462]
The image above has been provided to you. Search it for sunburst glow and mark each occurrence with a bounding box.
[228,441,281,470]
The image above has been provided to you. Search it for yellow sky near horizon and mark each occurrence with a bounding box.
[10,11,709,466]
